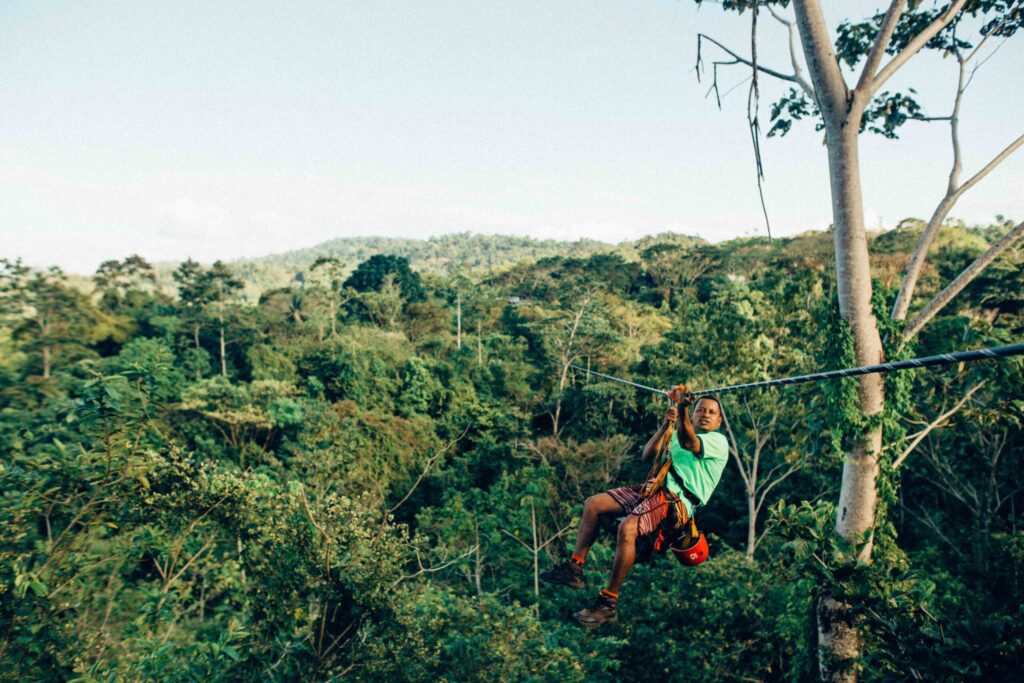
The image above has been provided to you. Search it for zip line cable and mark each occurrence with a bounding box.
[566,365,671,397]
[569,342,1024,399]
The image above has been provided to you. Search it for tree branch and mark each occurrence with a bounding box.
[891,381,986,470]
[766,4,815,97]
[391,544,477,590]
[891,22,1022,321]
[950,132,1024,201]
[756,462,803,514]
[855,1,907,93]
[697,34,800,85]
[869,0,969,96]
[964,7,1017,64]
[721,402,754,489]
[901,220,1024,343]
[905,503,948,540]
[388,426,468,514]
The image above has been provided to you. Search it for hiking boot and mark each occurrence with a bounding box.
[574,593,618,629]
[540,559,586,589]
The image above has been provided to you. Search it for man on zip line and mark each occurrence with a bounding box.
[541,384,729,628]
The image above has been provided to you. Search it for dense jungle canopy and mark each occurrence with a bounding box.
[1,223,1022,681]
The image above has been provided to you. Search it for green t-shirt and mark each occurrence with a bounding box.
[664,430,729,507]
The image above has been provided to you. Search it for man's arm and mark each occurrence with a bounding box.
[670,384,702,455]
[643,405,677,460]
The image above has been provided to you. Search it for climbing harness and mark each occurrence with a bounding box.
[570,342,1024,400]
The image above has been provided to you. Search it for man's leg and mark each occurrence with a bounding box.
[607,514,639,594]
[572,493,625,561]
[574,514,639,628]
[542,492,624,589]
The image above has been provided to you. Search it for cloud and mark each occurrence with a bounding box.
[155,197,236,240]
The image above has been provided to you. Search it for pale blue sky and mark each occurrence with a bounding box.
[2,1,1022,273]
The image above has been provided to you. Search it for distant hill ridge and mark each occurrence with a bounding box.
[244,232,618,271]
[216,232,705,296]
[147,220,1006,299]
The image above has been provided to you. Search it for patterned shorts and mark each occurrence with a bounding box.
[606,485,674,537]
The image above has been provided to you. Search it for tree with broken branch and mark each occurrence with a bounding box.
[695,1,1022,679]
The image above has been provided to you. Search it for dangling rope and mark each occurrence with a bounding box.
[570,342,1024,399]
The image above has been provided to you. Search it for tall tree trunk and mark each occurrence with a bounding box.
[192,322,202,381]
[817,114,885,683]
[42,344,51,379]
[827,126,885,556]
[219,316,227,378]
[552,304,587,437]
[746,492,757,560]
[473,522,483,599]
[794,3,885,678]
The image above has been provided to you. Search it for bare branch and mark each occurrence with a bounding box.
[892,381,986,469]
[500,528,533,551]
[697,33,800,84]
[391,545,477,590]
[950,132,1024,201]
[161,538,214,595]
[155,536,216,614]
[500,523,572,551]
[539,524,574,551]
[901,220,1024,343]
[388,426,469,514]
[964,8,1017,64]
[890,19,1023,320]
[299,486,329,540]
[766,4,815,97]
[755,522,774,551]
[869,0,969,96]
[756,462,804,513]
[905,504,947,539]
[721,402,754,489]
[48,556,118,599]
[855,1,907,93]
[921,440,977,510]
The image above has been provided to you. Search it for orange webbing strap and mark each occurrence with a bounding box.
[640,424,674,499]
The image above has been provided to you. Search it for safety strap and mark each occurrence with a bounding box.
[667,465,703,510]
[640,424,675,499]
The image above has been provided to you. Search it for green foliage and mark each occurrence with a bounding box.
[344,255,425,303]
[1,226,1022,680]
[357,586,585,682]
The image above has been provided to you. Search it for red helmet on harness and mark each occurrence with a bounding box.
[670,532,709,567]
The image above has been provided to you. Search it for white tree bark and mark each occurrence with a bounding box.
[794,1,886,554]
[794,2,885,679]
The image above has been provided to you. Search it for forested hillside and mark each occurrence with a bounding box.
[148,233,631,300]
[1,222,1021,681]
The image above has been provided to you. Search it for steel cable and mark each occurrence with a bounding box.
[569,342,1024,399]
